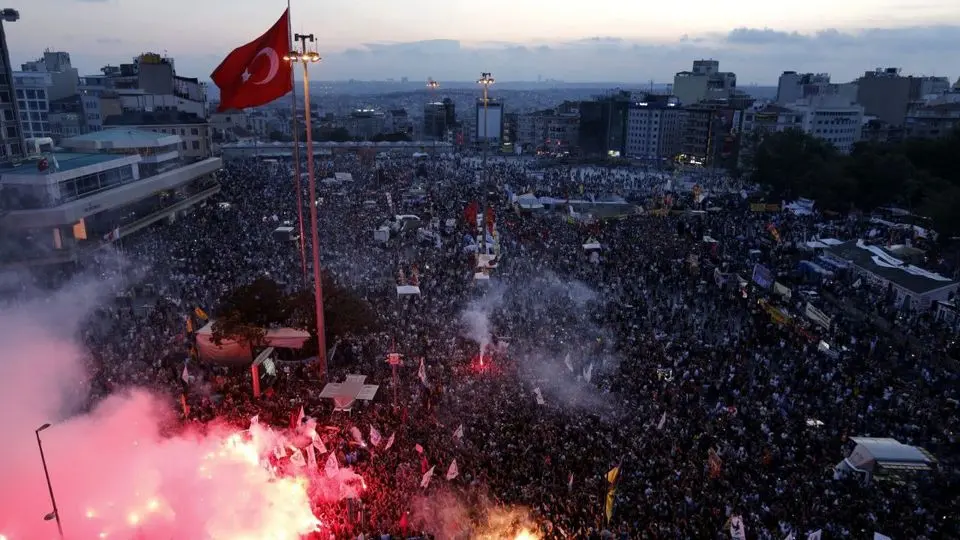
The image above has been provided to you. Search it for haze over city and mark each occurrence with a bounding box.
[5,0,960,82]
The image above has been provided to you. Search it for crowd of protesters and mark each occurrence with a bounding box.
[73,152,958,539]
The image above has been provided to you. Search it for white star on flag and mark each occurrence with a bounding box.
[311,433,327,454]
[273,445,287,459]
[420,465,435,488]
[446,459,459,480]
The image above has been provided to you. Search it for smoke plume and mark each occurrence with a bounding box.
[0,284,350,539]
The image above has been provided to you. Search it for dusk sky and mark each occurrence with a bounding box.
[5,0,960,84]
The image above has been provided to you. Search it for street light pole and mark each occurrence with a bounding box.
[477,72,495,179]
[284,36,327,379]
[426,78,439,153]
[35,423,63,539]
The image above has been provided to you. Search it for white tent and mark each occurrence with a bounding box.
[836,437,937,484]
[334,172,353,182]
[195,322,310,364]
[582,238,601,251]
[397,285,421,296]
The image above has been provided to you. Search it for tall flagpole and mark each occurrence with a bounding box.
[287,0,308,282]
[285,35,327,380]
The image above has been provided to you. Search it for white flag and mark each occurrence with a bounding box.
[533,387,545,405]
[564,353,573,373]
[249,415,259,427]
[783,533,795,540]
[289,447,306,468]
[583,363,594,383]
[351,426,366,447]
[324,452,340,479]
[567,472,574,489]
[420,465,435,488]
[807,531,822,540]
[873,533,891,540]
[418,357,428,385]
[311,434,327,455]
[384,432,396,450]
[295,406,305,427]
[657,412,667,430]
[273,445,287,459]
[307,443,317,468]
[369,426,382,447]
[181,363,189,383]
[453,424,464,441]
[729,515,746,540]
[446,459,459,480]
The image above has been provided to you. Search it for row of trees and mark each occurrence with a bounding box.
[211,276,377,354]
[749,127,960,238]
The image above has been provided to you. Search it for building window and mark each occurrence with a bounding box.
[191,128,199,135]
[37,89,46,100]
[26,89,36,100]
[191,140,200,150]
[5,126,17,138]
[0,91,9,103]
[15,89,24,99]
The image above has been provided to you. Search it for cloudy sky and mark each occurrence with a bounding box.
[5,0,959,84]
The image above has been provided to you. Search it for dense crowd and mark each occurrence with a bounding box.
[74,152,958,539]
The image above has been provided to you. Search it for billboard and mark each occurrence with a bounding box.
[476,103,503,141]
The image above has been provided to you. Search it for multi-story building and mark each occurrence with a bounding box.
[78,54,206,133]
[680,102,744,167]
[475,97,504,147]
[789,95,864,154]
[102,111,212,161]
[0,128,221,267]
[385,109,413,136]
[672,60,737,106]
[20,50,79,102]
[904,102,960,139]
[345,109,386,140]
[625,95,683,161]
[423,98,455,140]
[579,91,631,157]
[775,72,858,105]
[0,8,25,161]
[856,68,951,126]
[12,71,51,139]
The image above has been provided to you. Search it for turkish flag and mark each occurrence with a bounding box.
[212,9,293,112]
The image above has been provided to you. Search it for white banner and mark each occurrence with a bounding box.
[805,303,832,330]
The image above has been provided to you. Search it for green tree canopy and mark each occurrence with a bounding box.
[750,127,960,238]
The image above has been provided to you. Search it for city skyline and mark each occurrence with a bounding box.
[3,0,960,84]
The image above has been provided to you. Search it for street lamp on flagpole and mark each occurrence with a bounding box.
[477,72,495,179]
[35,423,64,539]
[426,78,440,152]
[283,36,327,379]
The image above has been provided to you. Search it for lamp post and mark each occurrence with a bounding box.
[477,72,495,179]
[426,78,440,152]
[284,36,327,379]
[35,423,63,538]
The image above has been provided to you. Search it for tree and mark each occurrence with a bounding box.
[287,273,378,349]
[211,277,290,348]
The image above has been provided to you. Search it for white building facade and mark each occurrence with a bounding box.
[789,96,864,154]
[13,71,51,139]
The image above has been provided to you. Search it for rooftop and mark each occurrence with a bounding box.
[826,240,956,295]
[62,128,180,150]
[103,111,207,126]
[0,152,128,177]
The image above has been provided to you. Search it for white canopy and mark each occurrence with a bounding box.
[397,285,421,296]
[195,322,310,364]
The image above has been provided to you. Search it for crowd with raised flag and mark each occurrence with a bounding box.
[68,150,959,539]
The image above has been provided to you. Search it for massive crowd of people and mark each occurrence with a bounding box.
[74,152,957,539]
